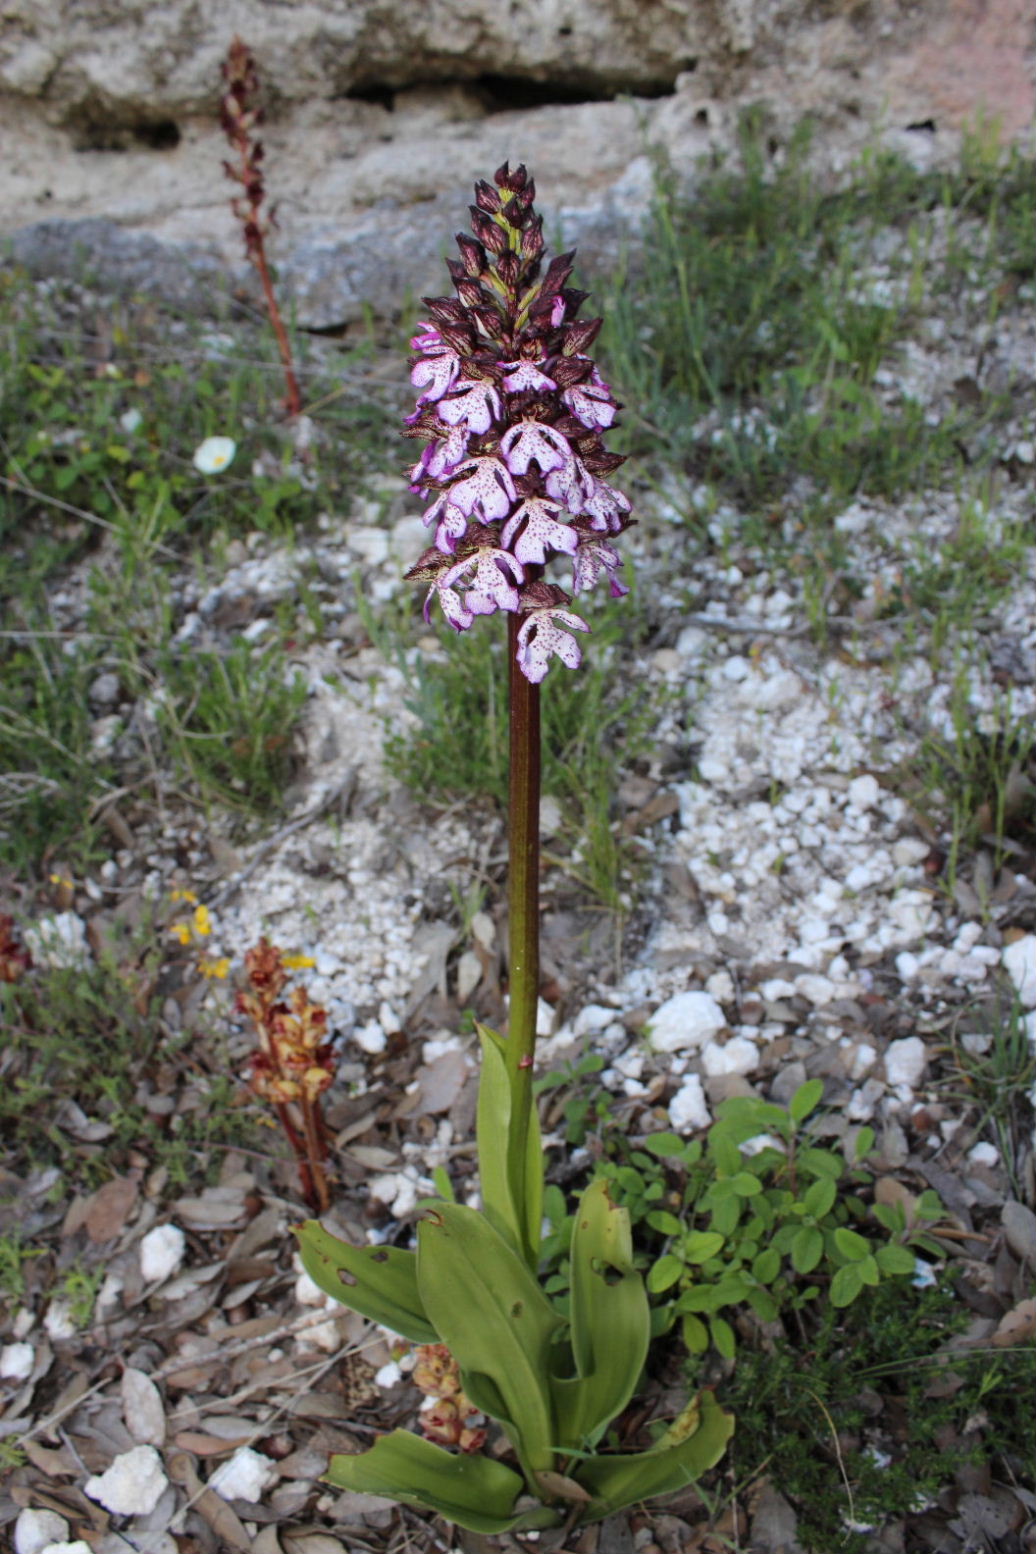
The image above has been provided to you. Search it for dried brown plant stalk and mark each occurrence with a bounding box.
[220,37,303,420]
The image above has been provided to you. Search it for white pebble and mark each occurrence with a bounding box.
[795,974,837,1007]
[847,775,880,811]
[209,1447,277,1503]
[847,1078,885,1121]
[896,951,920,982]
[139,1224,186,1283]
[294,1267,330,1307]
[705,970,735,1004]
[15,1509,69,1554]
[967,1142,999,1167]
[848,1042,877,1079]
[759,977,798,1000]
[354,1021,387,1054]
[369,1171,420,1218]
[667,1074,711,1131]
[297,1317,341,1351]
[84,1445,169,1516]
[573,1003,618,1037]
[1003,935,1036,1008]
[648,991,726,1053]
[0,1342,34,1380]
[884,1037,927,1089]
[375,1360,402,1388]
[701,1037,759,1076]
[43,1302,76,1342]
[887,890,934,942]
[892,837,930,868]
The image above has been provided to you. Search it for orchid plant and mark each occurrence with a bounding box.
[295,165,732,1532]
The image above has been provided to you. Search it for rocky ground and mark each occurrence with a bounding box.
[1,227,1035,1552]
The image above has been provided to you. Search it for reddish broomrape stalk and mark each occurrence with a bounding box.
[0,914,31,983]
[238,939,334,1213]
[220,37,303,420]
[403,164,632,1130]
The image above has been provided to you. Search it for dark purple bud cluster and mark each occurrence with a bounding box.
[404,164,632,682]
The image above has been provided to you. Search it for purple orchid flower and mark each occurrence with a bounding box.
[403,163,632,680]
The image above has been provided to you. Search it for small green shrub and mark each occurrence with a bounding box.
[541,1082,944,1356]
[726,1279,1036,1554]
[0,940,254,1188]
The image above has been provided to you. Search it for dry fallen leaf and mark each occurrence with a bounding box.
[84,1174,139,1243]
[284,1534,352,1554]
[121,1367,166,1447]
[173,1430,253,1455]
[167,1449,254,1553]
[413,1049,469,1114]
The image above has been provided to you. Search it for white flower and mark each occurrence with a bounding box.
[119,408,143,434]
[192,435,237,475]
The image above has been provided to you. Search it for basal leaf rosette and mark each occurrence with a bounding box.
[404,163,632,682]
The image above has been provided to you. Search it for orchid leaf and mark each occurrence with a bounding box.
[417,1200,562,1477]
[476,1022,544,1270]
[295,1219,437,1344]
[573,1390,734,1519]
[326,1431,558,1533]
[551,1179,650,1450]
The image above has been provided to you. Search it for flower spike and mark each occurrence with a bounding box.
[403,168,632,680]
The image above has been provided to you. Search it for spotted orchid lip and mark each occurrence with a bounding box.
[402,167,631,681]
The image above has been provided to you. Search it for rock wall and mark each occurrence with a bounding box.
[1,0,1033,325]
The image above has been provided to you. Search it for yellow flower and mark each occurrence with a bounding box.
[49,873,74,891]
[200,956,231,980]
[170,922,192,946]
[193,904,212,937]
[170,888,198,905]
[282,952,316,970]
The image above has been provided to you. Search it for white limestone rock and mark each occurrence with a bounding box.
[667,1074,711,1132]
[84,1445,169,1516]
[209,1447,278,1503]
[1003,935,1036,1008]
[139,1224,186,1283]
[884,1037,928,1090]
[0,1341,34,1380]
[14,1509,70,1554]
[648,992,726,1053]
[701,1037,759,1076]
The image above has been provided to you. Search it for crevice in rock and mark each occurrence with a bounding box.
[473,72,680,109]
[66,106,183,153]
[342,72,684,114]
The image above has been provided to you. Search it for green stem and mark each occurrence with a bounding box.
[507,612,541,1161]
